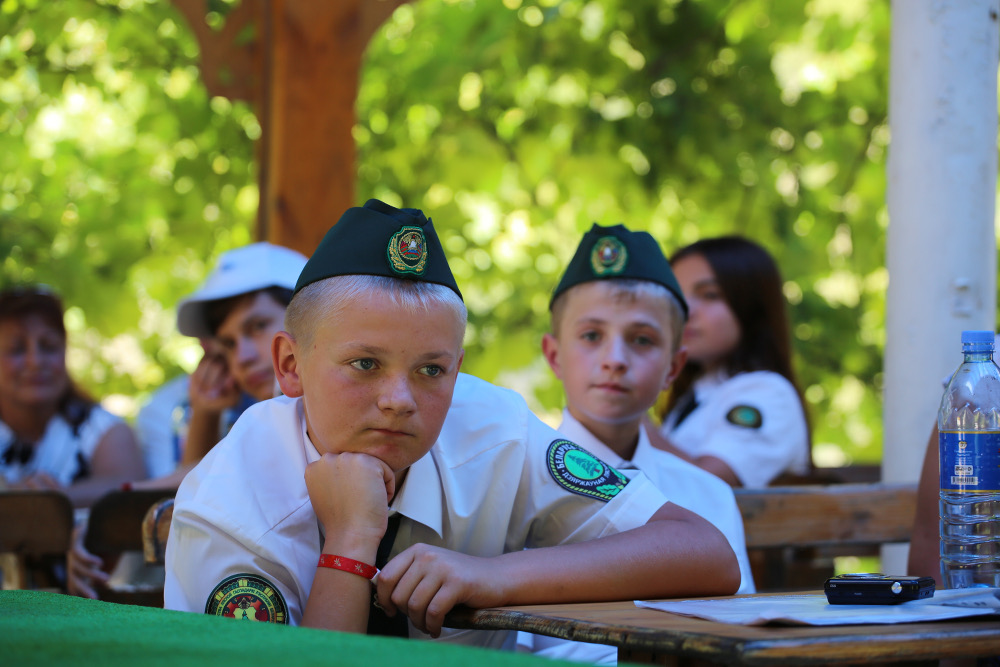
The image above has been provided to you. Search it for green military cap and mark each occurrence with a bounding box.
[550,223,688,318]
[294,198,462,300]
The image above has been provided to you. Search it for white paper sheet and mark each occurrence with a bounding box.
[635,588,1000,626]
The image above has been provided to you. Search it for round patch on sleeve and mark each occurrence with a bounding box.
[726,405,763,429]
[205,573,288,624]
[546,439,630,502]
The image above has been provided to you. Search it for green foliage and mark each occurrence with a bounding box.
[358,0,890,464]
[2,0,891,466]
[0,0,258,410]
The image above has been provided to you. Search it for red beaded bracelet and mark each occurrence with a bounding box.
[317,554,378,580]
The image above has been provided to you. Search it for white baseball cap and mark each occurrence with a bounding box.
[176,242,308,338]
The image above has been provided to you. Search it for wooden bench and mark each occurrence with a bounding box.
[735,482,918,592]
[137,482,919,594]
[84,489,175,606]
[0,490,74,590]
[772,464,882,486]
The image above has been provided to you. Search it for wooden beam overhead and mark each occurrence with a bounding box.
[171,0,408,256]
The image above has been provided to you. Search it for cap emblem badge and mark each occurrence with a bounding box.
[590,236,627,276]
[388,226,428,276]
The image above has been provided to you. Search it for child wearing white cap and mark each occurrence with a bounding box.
[67,243,307,600]
[137,242,308,477]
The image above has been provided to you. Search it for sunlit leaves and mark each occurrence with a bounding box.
[359,0,891,464]
[0,0,256,412]
[1,0,896,466]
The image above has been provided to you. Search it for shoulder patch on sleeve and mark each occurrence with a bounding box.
[726,405,762,429]
[206,573,288,624]
[546,439,629,502]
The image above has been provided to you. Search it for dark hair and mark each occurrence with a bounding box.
[0,286,66,337]
[203,286,294,337]
[659,237,808,431]
[0,286,95,429]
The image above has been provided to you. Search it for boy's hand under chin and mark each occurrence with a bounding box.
[305,452,396,551]
[305,452,509,638]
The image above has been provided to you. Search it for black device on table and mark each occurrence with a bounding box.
[824,573,936,605]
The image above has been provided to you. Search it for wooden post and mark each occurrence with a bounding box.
[171,0,406,256]
[883,0,999,571]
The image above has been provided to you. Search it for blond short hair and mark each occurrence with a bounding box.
[550,279,685,352]
[285,274,467,350]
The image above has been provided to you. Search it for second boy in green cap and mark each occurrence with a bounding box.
[164,200,739,647]
[520,223,756,662]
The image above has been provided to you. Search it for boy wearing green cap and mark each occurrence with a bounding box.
[164,200,739,647]
[519,224,755,662]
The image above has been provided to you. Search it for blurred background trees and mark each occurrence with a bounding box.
[0,0,259,404]
[0,0,893,467]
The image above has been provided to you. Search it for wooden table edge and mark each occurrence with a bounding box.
[445,602,1000,665]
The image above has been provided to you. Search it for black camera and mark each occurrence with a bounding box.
[824,573,936,605]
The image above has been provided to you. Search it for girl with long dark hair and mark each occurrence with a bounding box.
[652,236,811,487]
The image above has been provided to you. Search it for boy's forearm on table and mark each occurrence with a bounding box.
[66,474,141,508]
[489,513,740,605]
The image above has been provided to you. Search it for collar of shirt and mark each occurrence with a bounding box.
[301,405,326,546]
[556,409,642,471]
[302,410,446,542]
[692,368,730,399]
[387,448,444,539]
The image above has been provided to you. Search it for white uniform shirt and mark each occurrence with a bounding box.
[662,370,809,489]
[136,375,256,479]
[0,405,121,486]
[521,411,755,665]
[165,373,667,649]
[135,375,189,479]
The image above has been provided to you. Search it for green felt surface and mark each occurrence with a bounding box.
[0,591,562,666]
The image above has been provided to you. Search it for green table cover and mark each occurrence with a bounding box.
[0,590,568,666]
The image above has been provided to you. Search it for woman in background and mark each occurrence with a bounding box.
[650,236,811,488]
[0,286,145,507]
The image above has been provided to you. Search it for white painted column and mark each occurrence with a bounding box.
[883,0,999,571]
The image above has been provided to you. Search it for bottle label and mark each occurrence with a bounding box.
[940,431,1000,492]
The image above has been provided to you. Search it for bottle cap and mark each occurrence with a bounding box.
[961,330,995,352]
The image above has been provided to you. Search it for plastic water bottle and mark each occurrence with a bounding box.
[938,330,1000,588]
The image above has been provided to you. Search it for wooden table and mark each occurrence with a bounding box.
[445,595,1000,666]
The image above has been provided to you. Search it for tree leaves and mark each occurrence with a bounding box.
[358,0,891,463]
[1,0,256,407]
[2,0,892,465]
